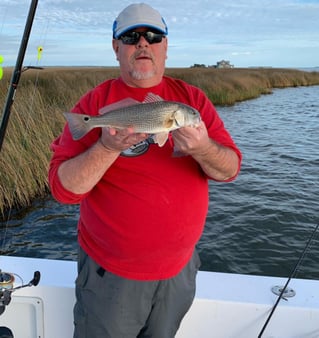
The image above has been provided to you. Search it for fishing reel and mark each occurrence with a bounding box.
[0,270,40,316]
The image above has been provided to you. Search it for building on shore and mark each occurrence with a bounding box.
[215,60,234,68]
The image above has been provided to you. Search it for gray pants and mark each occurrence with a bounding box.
[73,247,201,338]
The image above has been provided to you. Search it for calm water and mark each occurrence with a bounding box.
[1,85,319,279]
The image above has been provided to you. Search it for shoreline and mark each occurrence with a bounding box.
[1,67,319,214]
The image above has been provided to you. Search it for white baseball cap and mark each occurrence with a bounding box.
[113,3,168,39]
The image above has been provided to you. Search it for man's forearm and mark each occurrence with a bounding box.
[57,139,120,195]
[192,139,240,181]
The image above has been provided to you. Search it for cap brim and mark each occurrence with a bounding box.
[115,24,167,39]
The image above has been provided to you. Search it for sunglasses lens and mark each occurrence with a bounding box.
[145,31,163,44]
[120,31,139,44]
[119,31,164,45]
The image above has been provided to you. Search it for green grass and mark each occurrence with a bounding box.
[1,66,319,215]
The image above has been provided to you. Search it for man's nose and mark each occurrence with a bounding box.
[136,35,149,48]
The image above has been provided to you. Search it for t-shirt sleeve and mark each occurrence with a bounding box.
[48,89,102,204]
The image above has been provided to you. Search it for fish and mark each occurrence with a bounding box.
[63,93,201,147]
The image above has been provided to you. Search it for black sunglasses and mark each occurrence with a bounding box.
[118,31,165,45]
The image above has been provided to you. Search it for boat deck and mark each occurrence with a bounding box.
[1,256,319,338]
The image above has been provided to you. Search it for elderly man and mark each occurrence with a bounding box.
[49,3,241,338]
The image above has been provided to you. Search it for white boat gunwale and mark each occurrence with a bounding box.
[1,255,319,338]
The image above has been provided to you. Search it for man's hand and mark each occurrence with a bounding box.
[100,127,149,152]
[172,121,239,181]
[171,121,209,156]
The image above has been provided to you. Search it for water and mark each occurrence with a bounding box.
[1,86,319,279]
[199,85,319,279]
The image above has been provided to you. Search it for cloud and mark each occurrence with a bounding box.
[1,0,319,67]
[231,52,252,56]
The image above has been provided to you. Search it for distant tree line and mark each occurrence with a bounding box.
[191,60,234,69]
[191,64,207,68]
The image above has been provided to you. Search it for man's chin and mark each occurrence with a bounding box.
[130,69,156,81]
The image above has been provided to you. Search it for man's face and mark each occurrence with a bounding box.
[113,27,168,87]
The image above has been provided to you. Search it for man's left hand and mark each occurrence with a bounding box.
[171,121,210,156]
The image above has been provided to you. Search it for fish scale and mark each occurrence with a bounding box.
[97,101,181,132]
[64,99,201,145]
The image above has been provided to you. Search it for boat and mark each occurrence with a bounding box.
[1,2,319,337]
[1,255,319,338]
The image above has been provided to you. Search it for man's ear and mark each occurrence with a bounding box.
[112,39,120,59]
[164,37,168,60]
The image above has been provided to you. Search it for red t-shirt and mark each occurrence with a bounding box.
[49,76,241,280]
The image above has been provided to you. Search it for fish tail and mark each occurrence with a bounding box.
[63,112,93,140]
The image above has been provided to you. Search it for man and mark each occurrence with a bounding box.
[49,3,241,338]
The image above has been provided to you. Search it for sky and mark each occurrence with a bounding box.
[0,0,319,68]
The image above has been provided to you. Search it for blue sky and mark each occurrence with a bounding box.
[0,0,319,68]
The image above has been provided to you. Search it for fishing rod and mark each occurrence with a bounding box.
[258,223,319,337]
[0,0,39,151]
[0,0,42,318]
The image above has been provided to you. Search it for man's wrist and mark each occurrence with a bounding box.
[97,138,120,154]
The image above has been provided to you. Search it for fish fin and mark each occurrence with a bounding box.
[163,117,175,129]
[99,98,140,115]
[63,112,92,140]
[99,93,163,115]
[143,92,164,103]
[163,110,184,129]
[153,132,169,147]
[173,110,185,127]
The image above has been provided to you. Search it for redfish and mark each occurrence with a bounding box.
[64,93,201,146]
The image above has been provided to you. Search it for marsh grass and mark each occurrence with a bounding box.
[1,66,319,215]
